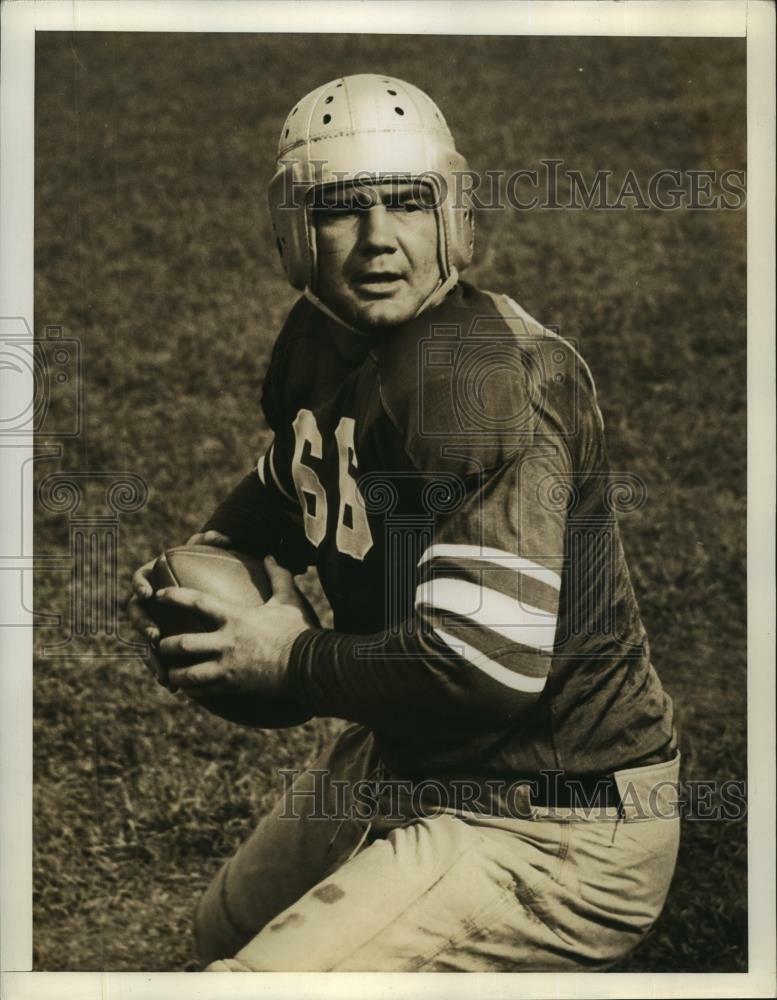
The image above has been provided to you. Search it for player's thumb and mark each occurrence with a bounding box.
[186,530,232,548]
[263,554,296,601]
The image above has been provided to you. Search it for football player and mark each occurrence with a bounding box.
[129,74,681,972]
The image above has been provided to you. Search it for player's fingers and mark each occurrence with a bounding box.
[295,587,321,628]
[143,639,171,688]
[158,631,227,659]
[131,558,157,599]
[264,554,296,601]
[186,530,232,548]
[167,660,225,690]
[154,586,227,625]
[127,592,160,643]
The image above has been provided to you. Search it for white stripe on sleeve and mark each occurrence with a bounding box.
[419,544,562,591]
[267,444,298,504]
[433,628,548,694]
[416,577,557,653]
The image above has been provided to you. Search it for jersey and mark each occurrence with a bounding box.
[204,280,676,785]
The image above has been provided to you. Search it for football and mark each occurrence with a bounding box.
[146,545,313,729]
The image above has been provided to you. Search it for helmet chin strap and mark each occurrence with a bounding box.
[304,268,459,336]
[414,269,459,316]
[303,286,361,334]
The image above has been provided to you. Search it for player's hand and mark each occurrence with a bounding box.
[155,556,312,699]
[127,530,232,689]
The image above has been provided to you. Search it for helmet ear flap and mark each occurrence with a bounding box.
[304,200,319,292]
[444,177,475,275]
[464,203,475,265]
[268,166,312,290]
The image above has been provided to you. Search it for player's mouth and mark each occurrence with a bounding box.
[353,271,405,297]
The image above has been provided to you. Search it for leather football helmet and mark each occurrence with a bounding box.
[268,74,474,291]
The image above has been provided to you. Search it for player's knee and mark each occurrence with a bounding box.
[193,866,239,967]
[193,879,219,965]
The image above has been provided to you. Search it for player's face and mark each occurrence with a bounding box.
[312,181,441,330]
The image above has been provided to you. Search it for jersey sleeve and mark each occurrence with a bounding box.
[200,440,314,575]
[201,301,318,573]
[286,438,570,731]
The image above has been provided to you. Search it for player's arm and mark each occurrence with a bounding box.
[199,441,313,575]
[199,314,316,573]
[129,441,312,688]
[285,444,568,732]
[148,444,567,729]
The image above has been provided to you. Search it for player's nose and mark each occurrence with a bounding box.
[358,204,398,255]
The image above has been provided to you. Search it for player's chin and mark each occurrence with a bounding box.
[350,295,419,331]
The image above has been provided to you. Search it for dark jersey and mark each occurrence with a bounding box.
[205,281,676,782]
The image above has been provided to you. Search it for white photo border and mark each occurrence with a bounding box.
[1,1,773,997]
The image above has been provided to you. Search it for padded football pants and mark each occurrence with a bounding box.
[195,724,680,972]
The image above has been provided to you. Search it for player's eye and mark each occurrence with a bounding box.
[314,204,357,217]
[313,190,379,219]
[312,200,369,224]
[386,196,428,213]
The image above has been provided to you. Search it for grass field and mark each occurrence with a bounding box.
[33,33,747,972]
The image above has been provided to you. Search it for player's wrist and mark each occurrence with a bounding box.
[269,613,310,687]
[284,626,330,710]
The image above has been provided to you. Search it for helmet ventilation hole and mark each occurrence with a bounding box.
[387,89,397,95]
[323,113,332,124]
[325,95,333,104]
[394,107,404,116]
[284,128,289,138]
[291,107,298,116]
